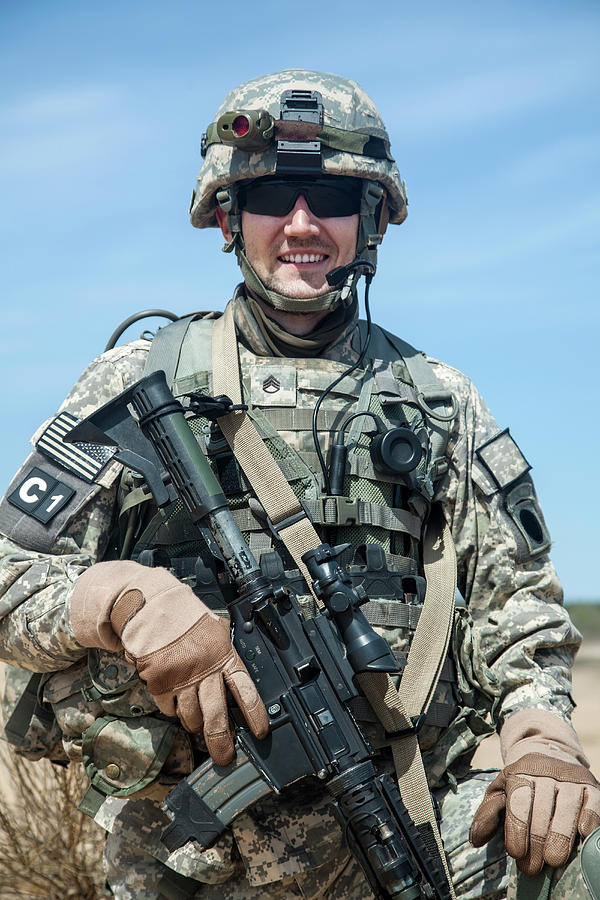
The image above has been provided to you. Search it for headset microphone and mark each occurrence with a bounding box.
[326,258,376,287]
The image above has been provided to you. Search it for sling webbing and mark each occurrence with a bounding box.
[212,304,322,593]
[358,505,456,897]
[211,302,457,897]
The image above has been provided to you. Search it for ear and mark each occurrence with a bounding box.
[215,205,233,242]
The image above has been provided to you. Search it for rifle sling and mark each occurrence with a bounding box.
[211,303,457,898]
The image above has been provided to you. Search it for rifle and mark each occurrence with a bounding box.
[67,370,451,900]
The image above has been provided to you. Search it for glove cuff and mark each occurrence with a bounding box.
[501,708,589,769]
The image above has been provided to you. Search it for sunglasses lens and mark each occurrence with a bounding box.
[238,177,362,218]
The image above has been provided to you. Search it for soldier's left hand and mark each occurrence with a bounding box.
[469,709,600,874]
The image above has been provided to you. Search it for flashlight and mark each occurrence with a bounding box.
[215,109,275,152]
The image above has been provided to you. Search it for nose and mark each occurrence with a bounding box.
[283,195,320,238]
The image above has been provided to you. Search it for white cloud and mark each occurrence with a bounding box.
[506,134,600,185]
[0,85,149,176]
[406,194,600,274]
[385,58,597,138]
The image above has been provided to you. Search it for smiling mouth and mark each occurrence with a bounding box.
[278,253,328,264]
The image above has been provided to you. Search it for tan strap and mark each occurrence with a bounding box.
[212,305,321,591]
[211,302,456,897]
[357,507,457,897]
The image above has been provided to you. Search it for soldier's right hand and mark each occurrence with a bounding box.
[70,560,269,765]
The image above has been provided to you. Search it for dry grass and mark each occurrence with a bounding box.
[0,746,108,899]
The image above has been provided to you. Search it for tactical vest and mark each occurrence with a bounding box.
[5,311,497,816]
[123,312,466,751]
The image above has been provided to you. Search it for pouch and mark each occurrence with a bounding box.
[82,714,178,797]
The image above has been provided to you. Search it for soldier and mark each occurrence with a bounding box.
[0,69,599,900]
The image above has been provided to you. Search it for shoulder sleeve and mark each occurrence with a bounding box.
[429,359,580,726]
[0,342,148,671]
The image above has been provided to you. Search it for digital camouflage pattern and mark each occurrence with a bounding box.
[102,769,513,898]
[189,69,408,229]
[101,770,593,898]
[0,341,148,671]
[0,292,586,897]
[476,430,530,491]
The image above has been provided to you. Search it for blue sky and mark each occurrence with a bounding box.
[1,1,598,599]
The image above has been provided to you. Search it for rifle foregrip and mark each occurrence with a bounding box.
[161,747,273,852]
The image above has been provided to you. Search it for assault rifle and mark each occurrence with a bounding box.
[67,370,450,900]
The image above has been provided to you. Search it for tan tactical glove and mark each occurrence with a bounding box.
[470,708,600,874]
[70,559,269,766]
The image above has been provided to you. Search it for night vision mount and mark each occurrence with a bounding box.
[203,89,325,174]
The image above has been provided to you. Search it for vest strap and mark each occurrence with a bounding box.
[3,672,52,746]
[360,322,458,478]
[143,315,195,384]
[231,497,422,537]
[143,312,221,386]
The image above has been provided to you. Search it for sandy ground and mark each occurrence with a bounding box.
[472,638,600,771]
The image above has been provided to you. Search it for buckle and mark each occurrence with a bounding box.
[385,713,427,740]
[320,495,358,527]
[267,507,308,539]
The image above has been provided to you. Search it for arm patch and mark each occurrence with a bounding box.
[0,450,103,553]
[505,479,551,557]
[7,466,75,523]
[36,412,116,482]
[475,428,530,491]
[474,429,551,559]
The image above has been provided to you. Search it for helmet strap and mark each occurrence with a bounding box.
[356,180,385,268]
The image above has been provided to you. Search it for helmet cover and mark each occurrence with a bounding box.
[190,69,408,229]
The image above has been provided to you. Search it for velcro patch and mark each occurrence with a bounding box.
[250,365,297,407]
[476,428,531,491]
[36,411,116,483]
[8,466,76,523]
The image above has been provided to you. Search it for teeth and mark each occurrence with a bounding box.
[281,253,325,263]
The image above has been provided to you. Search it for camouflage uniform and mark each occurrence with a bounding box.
[0,67,590,899]
[0,291,584,898]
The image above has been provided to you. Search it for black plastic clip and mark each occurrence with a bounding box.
[248,497,310,540]
[185,392,248,421]
[268,508,309,538]
[384,712,427,740]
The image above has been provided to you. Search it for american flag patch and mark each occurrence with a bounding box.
[36,411,117,483]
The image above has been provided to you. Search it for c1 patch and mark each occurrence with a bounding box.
[36,411,116,483]
[475,428,531,491]
[8,467,76,523]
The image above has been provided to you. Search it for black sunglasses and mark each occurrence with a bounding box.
[237,175,363,218]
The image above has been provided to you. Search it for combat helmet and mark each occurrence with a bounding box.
[190,69,408,313]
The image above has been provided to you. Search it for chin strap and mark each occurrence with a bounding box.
[236,244,356,313]
[216,178,385,315]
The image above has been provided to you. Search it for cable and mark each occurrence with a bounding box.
[104,309,179,351]
[312,261,375,495]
